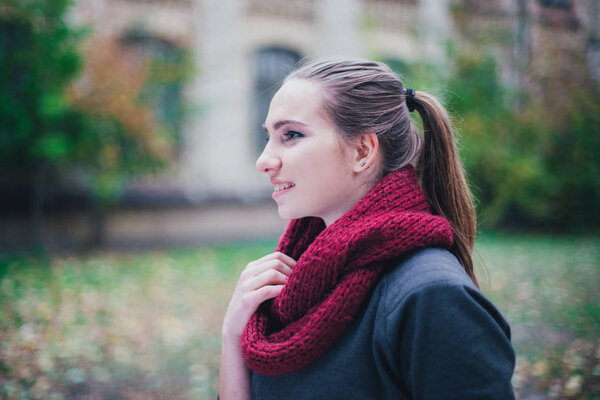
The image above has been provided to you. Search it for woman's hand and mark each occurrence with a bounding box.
[222,251,296,339]
[219,252,296,399]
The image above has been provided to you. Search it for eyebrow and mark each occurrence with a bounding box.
[262,119,309,133]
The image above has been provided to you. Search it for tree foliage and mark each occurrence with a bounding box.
[388,48,599,230]
[1,0,189,246]
[66,35,181,204]
[0,1,186,183]
[0,0,83,171]
[446,50,600,229]
[443,0,600,230]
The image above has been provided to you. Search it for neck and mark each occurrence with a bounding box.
[322,175,379,227]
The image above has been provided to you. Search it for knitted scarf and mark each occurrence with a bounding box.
[241,166,453,375]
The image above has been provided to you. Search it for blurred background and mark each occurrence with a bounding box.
[0,0,598,399]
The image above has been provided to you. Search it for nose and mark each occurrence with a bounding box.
[256,142,281,174]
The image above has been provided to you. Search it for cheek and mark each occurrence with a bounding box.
[303,145,353,187]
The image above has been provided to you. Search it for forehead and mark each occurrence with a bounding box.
[265,79,328,127]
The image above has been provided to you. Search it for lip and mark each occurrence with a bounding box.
[270,178,293,185]
[270,179,295,200]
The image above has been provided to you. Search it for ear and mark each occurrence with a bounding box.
[351,131,379,173]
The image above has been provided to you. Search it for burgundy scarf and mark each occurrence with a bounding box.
[241,166,453,375]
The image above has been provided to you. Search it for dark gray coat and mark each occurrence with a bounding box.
[251,248,515,400]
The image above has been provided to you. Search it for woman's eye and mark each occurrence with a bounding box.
[283,131,304,141]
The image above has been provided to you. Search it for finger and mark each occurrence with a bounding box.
[244,268,289,291]
[271,251,297,267]
[241,285,284,309]
[243,258,293,278]
[246,251,297,270]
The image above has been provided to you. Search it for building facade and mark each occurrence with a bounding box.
[69,0,452,203]
[69,0,598,203]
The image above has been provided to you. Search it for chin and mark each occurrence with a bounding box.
[276,205,308,221]
[277,208,297,221]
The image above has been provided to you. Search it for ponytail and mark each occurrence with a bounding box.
[411,91,478,287]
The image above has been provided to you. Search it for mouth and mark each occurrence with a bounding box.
[273,182,295,193]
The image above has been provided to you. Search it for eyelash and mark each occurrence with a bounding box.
[283,131,304,141]
[264,130,305,142]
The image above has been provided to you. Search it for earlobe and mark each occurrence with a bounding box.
[353,131,379,172]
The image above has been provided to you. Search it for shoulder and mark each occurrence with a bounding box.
[372,248,516,399]
[377,247,511,340]
[381,247,476,302]
[378,247,486,322]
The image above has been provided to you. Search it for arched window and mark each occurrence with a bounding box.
[252,47,302,154]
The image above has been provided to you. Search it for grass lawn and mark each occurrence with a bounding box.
[0,234,598,399]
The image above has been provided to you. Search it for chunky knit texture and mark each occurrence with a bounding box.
[241,166,454,375]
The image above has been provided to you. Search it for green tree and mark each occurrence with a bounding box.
[68,34,188,244]
[446,0,600,229]
[387,48,600,230]
[446,49,600,229]
[0,0,84,245]
[0,0,188,247]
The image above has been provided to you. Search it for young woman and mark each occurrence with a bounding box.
[220,59,515,399]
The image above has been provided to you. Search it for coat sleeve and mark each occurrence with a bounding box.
[385,281,516,400]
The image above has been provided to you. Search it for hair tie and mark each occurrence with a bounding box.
[404,88,416,112]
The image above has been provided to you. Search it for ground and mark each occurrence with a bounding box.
[0,232,598,399]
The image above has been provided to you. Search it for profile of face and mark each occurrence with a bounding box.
[257,79,377,226]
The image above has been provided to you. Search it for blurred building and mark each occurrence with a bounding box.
[68,0,453,204]
[452,0,600,102]
[68,0,598,204]
[1,0,597,250]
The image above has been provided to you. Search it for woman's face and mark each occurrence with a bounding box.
[257,79,366,226]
